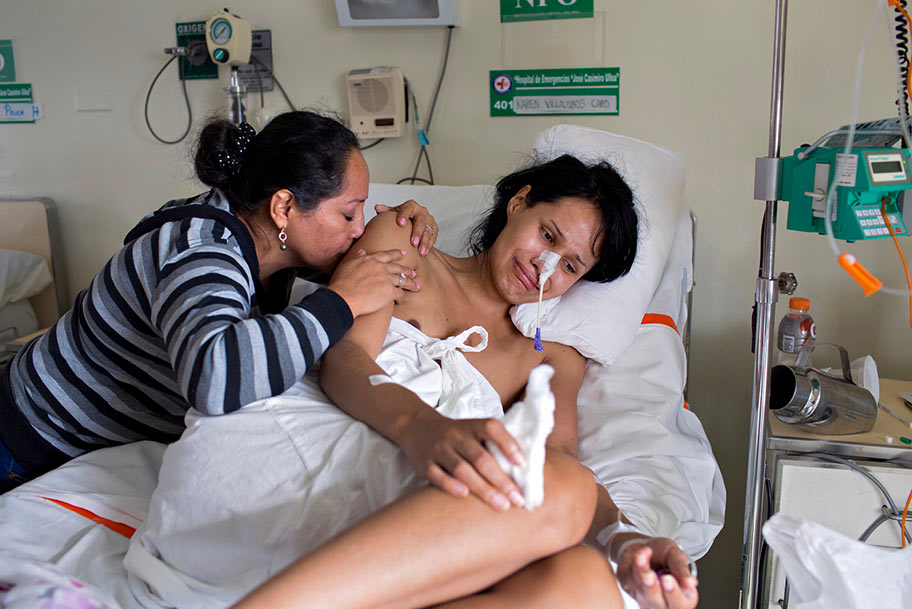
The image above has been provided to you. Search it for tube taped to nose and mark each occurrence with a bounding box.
[536,250,560,286]
[533,250,560,352]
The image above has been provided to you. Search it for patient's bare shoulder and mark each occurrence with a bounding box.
[355,210,420,267]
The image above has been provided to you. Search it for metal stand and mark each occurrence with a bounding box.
[741,1,788,608]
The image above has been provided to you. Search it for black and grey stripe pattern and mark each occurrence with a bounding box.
[4,190,352,468]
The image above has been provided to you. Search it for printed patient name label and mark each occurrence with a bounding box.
[490,68,619,117]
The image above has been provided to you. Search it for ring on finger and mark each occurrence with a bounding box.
[397,271,406,287]
[425,223,436,236]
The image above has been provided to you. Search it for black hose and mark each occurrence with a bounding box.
[144,54,193,145]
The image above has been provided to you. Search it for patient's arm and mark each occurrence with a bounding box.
[541,341,585,456]
[587,485,699,609]
[320,211,525,511]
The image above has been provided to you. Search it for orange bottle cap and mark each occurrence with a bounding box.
[789,297,810,310]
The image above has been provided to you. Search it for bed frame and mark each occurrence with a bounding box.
[0,198,69,328]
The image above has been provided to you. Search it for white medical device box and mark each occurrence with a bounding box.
[335,0,460,27]
[346,67,406,139]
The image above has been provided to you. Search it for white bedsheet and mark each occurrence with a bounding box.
[124,318,506,608]
[0,209,722,609]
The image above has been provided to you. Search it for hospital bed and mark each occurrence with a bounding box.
[0,125,725,609]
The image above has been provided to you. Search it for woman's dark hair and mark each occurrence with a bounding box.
[467,154,638,283]
[194,111,360,213]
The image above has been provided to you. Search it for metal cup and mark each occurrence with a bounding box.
[769,341,877,435]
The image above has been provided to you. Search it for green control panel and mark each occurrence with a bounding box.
[781,145,911,241]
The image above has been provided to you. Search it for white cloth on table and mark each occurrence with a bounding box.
[124,318,508,609]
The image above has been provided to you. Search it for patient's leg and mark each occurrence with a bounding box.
[231,450,597,609]
[432,545,623,609]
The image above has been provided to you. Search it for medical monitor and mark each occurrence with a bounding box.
[334,0,460,27]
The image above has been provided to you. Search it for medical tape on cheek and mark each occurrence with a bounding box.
[368,374,395,386]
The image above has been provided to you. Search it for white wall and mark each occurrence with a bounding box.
[3,1,911,605]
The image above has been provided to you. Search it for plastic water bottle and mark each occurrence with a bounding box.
[776,297,816,366]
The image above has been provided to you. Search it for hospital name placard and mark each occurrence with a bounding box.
[489,68,619,117]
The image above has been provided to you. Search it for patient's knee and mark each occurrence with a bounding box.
[537,450,598,549]
[510,546,621,609]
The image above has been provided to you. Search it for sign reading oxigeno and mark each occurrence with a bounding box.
[176,21,217,80]
[490,68,619,117]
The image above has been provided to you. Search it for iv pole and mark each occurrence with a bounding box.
[742,0,788,607]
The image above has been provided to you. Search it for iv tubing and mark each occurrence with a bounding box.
[823,0,883,258]
[903,486,912,548]
[825,0,912,297]
[879,200,912,325]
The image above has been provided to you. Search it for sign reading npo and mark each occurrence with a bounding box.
[490,68,619,117]
[500,0,594,23]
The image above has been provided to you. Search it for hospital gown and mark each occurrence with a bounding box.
[124,318,505,609]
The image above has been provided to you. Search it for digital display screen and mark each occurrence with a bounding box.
[871,160,903,174]
[374,118,395,126]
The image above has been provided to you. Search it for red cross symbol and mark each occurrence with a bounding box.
[493,75,512,94]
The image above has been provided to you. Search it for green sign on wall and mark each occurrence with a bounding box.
[0,40,16,83]
[175,21,217,80]
[0,82,39,123]
[500,0,594,23]
[490,68,619,117]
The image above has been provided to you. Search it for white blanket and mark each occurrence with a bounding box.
[124,318,509,608]
[0,320,722,609]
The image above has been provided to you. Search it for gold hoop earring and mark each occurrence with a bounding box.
[278,227,288,251]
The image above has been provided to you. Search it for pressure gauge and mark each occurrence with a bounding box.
[210,18,233,46]
[204,9,252,66]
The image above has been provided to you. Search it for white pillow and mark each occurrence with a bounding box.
[365,184,494,256]
[0,249,52,308]
[510,125,686,365]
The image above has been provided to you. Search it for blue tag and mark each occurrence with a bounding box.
[418,129,429,147]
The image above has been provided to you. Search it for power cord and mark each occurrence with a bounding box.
[360,138,385,151]
[804,452,912,543]
[775,453,911,608]
[397,25,454,185]
[251,55,295,111]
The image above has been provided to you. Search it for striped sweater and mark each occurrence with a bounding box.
[1,190,352,473]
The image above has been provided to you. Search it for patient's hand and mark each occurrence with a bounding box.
[399,411,527,511]
[615,537,698,609]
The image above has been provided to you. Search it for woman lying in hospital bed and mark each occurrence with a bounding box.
[124,153,692,609]
[0,125,724,609]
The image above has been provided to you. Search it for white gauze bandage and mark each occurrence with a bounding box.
[487,364,556,510]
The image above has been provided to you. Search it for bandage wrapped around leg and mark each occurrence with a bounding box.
[487,364,555,510]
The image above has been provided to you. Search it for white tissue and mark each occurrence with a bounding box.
[851,355,879,404]
[487,364,556,510]
[368,374,395,386]
[536,250,560,286]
